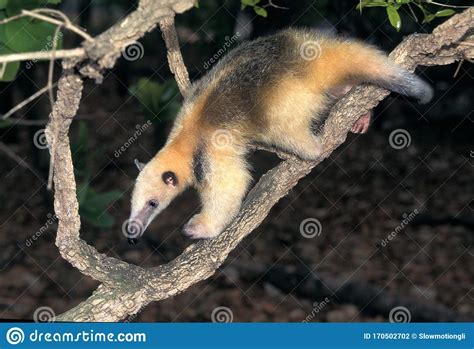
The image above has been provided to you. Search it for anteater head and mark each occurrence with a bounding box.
[127,151,189,244]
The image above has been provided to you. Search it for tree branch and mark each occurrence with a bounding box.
[159,15,191,96]
[40,6,473,322]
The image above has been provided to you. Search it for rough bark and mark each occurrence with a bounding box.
[37,4,473,321]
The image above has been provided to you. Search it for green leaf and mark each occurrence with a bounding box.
[79,208,115,228]
[434,9,455,17]
[4,18,62,53]
[357,0,388,10]
[0,45,19,81]
[253,6,268,17]
[241,0,260,6]
[5,0,40,15]
[129,78,180,123]
[422,13,436,23]
[0,0,8,10]
[386,5,401,31]
[76,183,89,205]
[47,0,62,4]
[86,190,123,211]
[0,120,13,128]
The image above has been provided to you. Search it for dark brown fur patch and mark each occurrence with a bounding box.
[192,144,206,184]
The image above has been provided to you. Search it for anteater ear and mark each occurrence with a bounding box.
[134,159,145,172]
[162,171,178,187]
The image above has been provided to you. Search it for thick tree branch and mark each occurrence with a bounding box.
[43,7,473,322]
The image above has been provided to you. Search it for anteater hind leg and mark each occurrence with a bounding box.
[328,84,373,134]
[183,149,252,239]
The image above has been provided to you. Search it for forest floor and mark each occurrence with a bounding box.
[0,78,473,322]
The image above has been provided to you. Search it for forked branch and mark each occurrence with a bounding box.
[31,4,474,321]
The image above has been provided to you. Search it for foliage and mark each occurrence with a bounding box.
[357,0,457,31]
[72,122,123,228]
[241,0,268,17]
[129,78,181,125]
[0,0,63,81]
[77,183,122,229]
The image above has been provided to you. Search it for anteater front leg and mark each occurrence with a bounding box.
[183,150,252,239]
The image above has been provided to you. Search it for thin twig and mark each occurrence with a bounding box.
[1,83,58,120]
[0,48,85,64]
[453,59,463,77]
[0,13,25,25]
[407,2,419,22]
[0,63,6,79]
[47,26,61,107]
[46,25,62,190]
[424,0,472,9]
[264,0,289,10]
[22,9,94,42]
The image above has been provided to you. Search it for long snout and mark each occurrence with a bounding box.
[126,208,153,245]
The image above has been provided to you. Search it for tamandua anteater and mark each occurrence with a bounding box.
[126,28,432,243]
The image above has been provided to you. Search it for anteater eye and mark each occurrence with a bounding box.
[147,199,158,208]
[162,171,178,186]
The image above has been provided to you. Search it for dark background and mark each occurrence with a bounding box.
[0,0,472,322]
